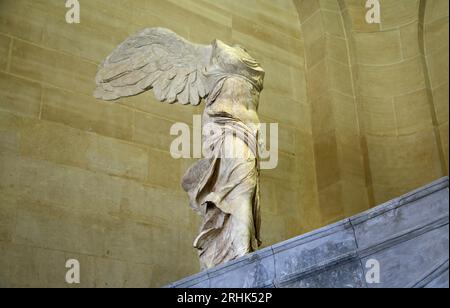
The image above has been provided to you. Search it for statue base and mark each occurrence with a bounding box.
[168,177,449,288]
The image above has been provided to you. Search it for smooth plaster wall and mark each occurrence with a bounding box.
[0,0,310,287]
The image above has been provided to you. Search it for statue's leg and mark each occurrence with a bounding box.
[220,135,259,256]
[227,191,257,256]
[194,134,259,268]
[196,189,257,268]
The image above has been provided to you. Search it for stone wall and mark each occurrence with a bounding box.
[294,0,372,227]
[0,0,447,288]
[420,0,449,174]
[293,0,449,225]
[340,0,448,205]
[0,0,309,287]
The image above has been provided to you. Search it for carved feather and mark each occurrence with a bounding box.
[94,27,212,106]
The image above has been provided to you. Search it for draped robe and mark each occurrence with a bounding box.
[182,76,262,269]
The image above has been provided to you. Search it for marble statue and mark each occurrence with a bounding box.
[94,27,265,269]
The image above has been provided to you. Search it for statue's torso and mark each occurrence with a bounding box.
[204,76,260,128]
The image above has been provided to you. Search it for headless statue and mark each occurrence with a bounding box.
[94,28,265,269]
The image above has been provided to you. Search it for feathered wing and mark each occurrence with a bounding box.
[94,27,212,106]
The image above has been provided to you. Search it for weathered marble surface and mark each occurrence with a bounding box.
[94,27,266,270]
[168,177,449,288]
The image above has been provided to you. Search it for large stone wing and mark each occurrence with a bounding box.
[94,27,212,106]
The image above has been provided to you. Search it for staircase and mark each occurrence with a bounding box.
[168,177,449,288]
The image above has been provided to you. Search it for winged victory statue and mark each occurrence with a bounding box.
[94,28,265,269]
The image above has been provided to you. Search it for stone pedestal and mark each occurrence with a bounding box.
[168,177,449,288]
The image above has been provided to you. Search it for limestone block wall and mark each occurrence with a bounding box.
[341,0,447,205]
[293,0,448,225]
[0,0,447,288]
[343,0,448,204]
[0,0,310,287]
[420,0,449,174]
[294,0,372,227]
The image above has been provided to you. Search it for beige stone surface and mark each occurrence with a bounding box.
[263,59,298,100]
[307,60,329,102]
[354,30,402,65]
[133,112,178,152]
[0,0,448,288]
[0,34,10,70]
[0,195,16,243]
[297,0,448,221]
[20,118,149,182]
[10,40,97,96]
[433,83,449,125]
[261,153,298,183]
[362,96,397,136]
[0,0,47,43]
[358,57,426,97]
[273,123,296,155]
[424,0,449,24]
[340,0,381,33]
[421,0,449,176]
[122,93,204,125]
[301,9,323,41]
[293,0,320,24]
[42,87,134,141]
[380,0,420,30]
[423,17,449,55]
[332,91,359,136]
[318,183,344,225]
[0,0,306,287]
[337,140,366,184]
[426,46,449,88]
[0,241,95,288]
[147,148,184,191]
[367,129,443,202]
[298,0,374,225]
[327,35,349,64]
[322,10,345,38]
[314,132,340,191]
[341,180,369,217]
[311,92,335,136]
[394,89,433,135]
[259,92,303,129]
[0,72,42,118]
[439,122,449,173]
[0,112,22,155]
[400,22,421,59]
[327,59,354,96]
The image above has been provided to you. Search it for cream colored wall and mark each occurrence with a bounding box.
[294,0,372,226]
[0,0,308,287]
[0,0,447,288]
[339,0,448,204]
[420,0,449,174]
[293,0,448,225]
